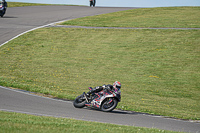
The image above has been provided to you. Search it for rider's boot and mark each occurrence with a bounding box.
[83,92,91,106]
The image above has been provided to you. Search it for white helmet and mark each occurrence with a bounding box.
[113,81,121,90]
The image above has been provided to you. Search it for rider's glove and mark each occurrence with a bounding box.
[102,85,106,89]
[106,86,111,91]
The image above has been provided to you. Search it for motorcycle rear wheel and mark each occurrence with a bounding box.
[101,98,118,112]
[73,94,86,108]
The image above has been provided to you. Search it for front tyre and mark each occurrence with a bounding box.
[101,98,118,112]
[73,94,86,108]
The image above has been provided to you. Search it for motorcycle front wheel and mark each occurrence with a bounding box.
[0,13,3,17]
[73,94,86,108]
[101,98,118,112]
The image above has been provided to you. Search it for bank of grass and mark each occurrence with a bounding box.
[61,6,200,28]
[0,27,199,120]
[0,111,179,133]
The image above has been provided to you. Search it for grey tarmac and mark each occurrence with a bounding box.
[50,25,200,30]
[0,86,200,133]
[0,5,136,46]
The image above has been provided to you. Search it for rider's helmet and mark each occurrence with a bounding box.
[113,81,121,90]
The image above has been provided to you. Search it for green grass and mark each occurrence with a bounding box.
[0,111,181,133]
[61,7,200,28]
[0,27,199,120]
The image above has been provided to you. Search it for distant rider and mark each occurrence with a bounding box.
[90,0,96,7]
[1,0,7,8]
[86,81,121,96]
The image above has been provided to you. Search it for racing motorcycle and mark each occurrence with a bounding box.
[73,86,121,112]
[0,1,7,18]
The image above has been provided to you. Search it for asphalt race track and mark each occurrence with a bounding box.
[0,5,135,46]
[1,86,200,133]
[0,6,200,133]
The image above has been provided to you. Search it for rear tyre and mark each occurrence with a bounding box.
[73,94,86,108]
[101,98,118,112]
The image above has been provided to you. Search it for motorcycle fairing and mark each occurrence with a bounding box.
[0,5,6,17]
[87,89,119,108]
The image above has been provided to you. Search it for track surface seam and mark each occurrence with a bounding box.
[49,24,200,30]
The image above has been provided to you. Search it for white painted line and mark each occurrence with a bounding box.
[0,19,72,48]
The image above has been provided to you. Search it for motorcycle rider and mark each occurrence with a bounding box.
[86,81,121,96]
[1,0,7,8]
[85,81,121,106]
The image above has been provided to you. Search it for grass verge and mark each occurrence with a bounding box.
[0,27,199,120]
[61,7,200,28]
[0,111,180,133]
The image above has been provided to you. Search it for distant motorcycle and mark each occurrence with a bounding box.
[90,0,96,7]
[73,85,121,112]
[0,1,7,17]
